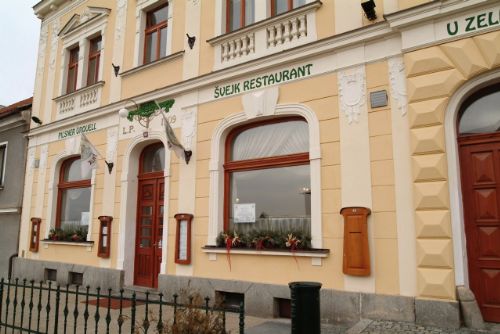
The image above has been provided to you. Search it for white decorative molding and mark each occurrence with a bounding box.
[207,104,322,248]
[181,109,197,151]
[59,7,111,38]
[55,82,104,120]
[36,25,49,78]
[388,56,408,116]
[242,86,279,120]
[209,1,320,69]
[65,137,78,154]
[115,0,127,41]
[338,66,366,124]
[444,69,500,286]
[106,127,118,161]
[49,19,60,70]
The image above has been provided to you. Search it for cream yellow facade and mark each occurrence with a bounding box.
[16,0,500,326]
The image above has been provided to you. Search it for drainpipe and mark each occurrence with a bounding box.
[8,253,18,281]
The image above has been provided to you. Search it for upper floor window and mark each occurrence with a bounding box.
[0,143,6,188]
[66,47,79,94]
[56,157,91,230]
[87,35,102,86]
[226,0,255,32]
[271,0,305,16]
[144,4,169,64]
[224,118,310,235]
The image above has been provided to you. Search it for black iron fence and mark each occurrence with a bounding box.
[0,278,244,334]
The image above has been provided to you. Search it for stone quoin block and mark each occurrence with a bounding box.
[415,210,452,238]
[414,181,450,210]
[416,239,454,268]
[412,153,447,182]
[404,47,454,78]
[417,267,455,299]
[440,39,488,79]
[407,69,465,102]
[410,126,445,155]
[473,30,500,68]
[408,97,448,128]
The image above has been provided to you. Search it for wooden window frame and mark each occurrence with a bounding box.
[29,217,42,252]
[174,213,193,264]
[271,0,294,17]
[226,0,250,33]
[97,216,113,258]
[86,35,102,86]
[55,157,91,229]
[143,4,168,64]
[66,46,79,94]
[457,83,500,137]
[223,117,309,231]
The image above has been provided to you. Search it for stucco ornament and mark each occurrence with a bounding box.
[182,109,197,151]
[65,137,78,155]
[107,127,118,161]
[389,56,408,116]
[36,25,48,78]
[242,86,279,119]
[116,0,127,41]
[339,66,366,124]
[49,20,60,70]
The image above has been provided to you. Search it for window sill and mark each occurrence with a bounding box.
[120,51,185,77]
[41,239,94,247]
[202,246,329,258]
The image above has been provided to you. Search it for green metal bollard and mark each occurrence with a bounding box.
[289,281,322,334]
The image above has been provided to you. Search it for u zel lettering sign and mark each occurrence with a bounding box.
[445,7,500,37]
[213,63,313,99]
[58,123,97,139]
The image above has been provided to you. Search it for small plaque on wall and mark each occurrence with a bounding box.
[370,90,388,108]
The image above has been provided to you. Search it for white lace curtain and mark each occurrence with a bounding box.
[232,120,308,161]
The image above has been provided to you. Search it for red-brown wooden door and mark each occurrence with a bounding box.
[459,134,500,322]
[134,176,164,288]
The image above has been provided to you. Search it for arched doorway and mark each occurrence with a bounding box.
[134,143,165,288]
[458,83,500,322]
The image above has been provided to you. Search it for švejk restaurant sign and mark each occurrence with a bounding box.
[214,63,313,99]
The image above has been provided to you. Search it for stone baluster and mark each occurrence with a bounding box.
[298,15,307,38]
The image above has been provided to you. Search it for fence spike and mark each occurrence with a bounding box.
[63,284,69,334]
[19,279,27,332]
[239,301,245,334]
[94,287,101,334]
[0,278,4,331]
[157,293,164,333]
[45,281,52,333]
[83,286,90,334]
[54,285,61,334]
[105,288,112,334]
[130,292,136,334]
[117,289,124,334]
[36,281,43,332]
[12,277,19,332]
[73,285,79,334]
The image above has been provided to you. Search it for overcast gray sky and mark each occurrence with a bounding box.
[0,1,40,106]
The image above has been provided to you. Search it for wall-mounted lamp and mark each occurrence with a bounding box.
[186,34,196,49]
[31,116,43,125]
[112,63,120,77]
[361,0,377,21]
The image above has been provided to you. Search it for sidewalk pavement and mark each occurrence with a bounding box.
[244,318,500,334]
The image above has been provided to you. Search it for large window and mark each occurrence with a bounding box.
[0,143,6,188]
[271,0,305,16]
[144,4,168,64]
[56,157,91,230]
[226,0,255,32]
[224,118,310,235]
[87,35,102,86]
[66,47,79,94]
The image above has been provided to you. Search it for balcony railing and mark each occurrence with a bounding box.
[209,1,321,70]
[54,81,104,119]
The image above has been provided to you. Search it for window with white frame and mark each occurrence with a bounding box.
[0,143,7,188]
[226,0,255,32]
[133,0,173,68]
[271,0,305,16]
[224,117,311,235]
[58,7,109,95]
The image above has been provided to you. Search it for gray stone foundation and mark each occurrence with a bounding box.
[11,258,124,291]
[158,274,462,328]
